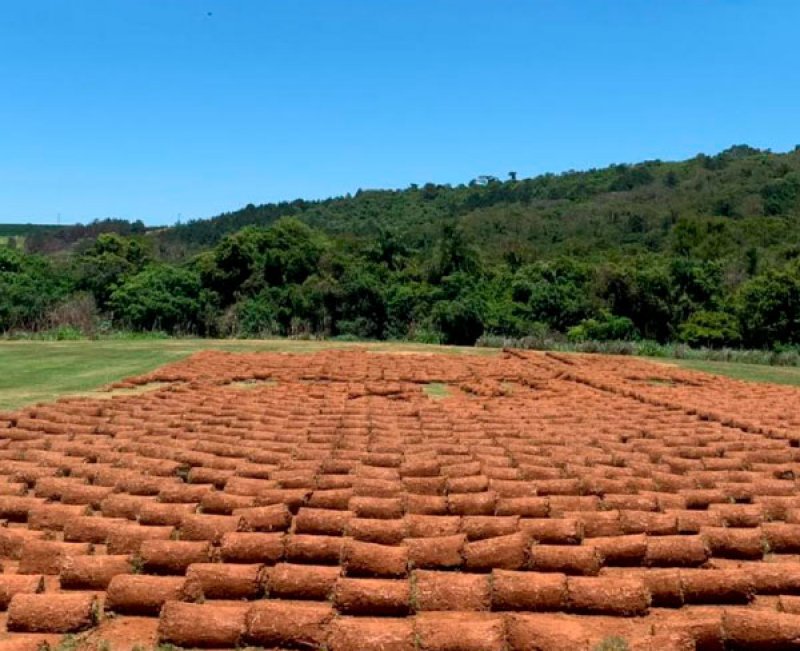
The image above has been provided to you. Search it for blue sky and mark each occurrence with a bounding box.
[2,1,799,226]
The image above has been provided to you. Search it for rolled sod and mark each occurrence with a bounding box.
[334,577,410,615]
[7,593,98,633]
[157,601,247,648]
[244,600,334,648]
[0,575,44,610]
[414,612,506,651]
[106,574,203,615]
[140,539,212,574]
[490,569,567,611]
[328,616,415,651]
[59,554,132,589]
[413,570,491,612]
[267,562,340,600]
[186,562,264,599]
[567,576,650,615]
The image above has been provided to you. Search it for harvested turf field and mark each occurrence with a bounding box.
[1,349,800,649]
[0,340,492,410]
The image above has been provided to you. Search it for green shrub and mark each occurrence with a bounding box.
[54,326,84,341]
[678,311,741,348]
[737,262,800,348]
[0,248,70,332]
[568,312,639,342]
[109,265,208,334]
[409,325,443,345]
[234,292,280,337]
[594,636,629,651]
[431,298,484,345]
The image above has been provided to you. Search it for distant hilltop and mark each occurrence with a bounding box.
[13,144,800,261]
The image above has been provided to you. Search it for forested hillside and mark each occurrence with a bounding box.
[157,145,800,263]
[3,145,800,349]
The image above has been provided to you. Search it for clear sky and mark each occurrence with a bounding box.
[2,1,799,226]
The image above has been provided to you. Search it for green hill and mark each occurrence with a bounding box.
[155,145,800,267]
[4,145,800,350]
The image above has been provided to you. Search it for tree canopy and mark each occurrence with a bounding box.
[3,145,800,349]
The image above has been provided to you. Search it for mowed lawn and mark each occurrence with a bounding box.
[2,339,800,411]
[0,339,493,410]
[651,358,800,388]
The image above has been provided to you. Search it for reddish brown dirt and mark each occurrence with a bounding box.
[1,348,800,649]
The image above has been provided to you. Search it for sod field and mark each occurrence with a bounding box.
[3,346,800,648]
[0,339,495,410]
[2,339,800,411]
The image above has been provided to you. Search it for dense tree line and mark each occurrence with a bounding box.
[3,145,800,349]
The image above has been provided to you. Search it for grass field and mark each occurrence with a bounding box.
[652,358,800,387]
[2,339,799,411]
